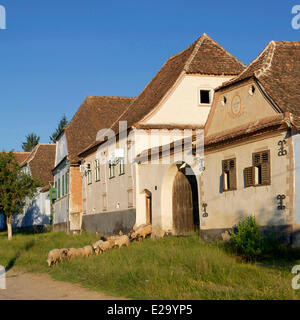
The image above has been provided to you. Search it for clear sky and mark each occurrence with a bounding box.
[0,0,299,151]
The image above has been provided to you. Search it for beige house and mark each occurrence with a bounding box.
[135,40,300,244]
[78,33,245,235]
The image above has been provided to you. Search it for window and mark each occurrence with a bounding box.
[128,189,134,208]
[102,193,107,211]
[244,150,271,187]
[62,175,65,196]
[95,160,100,181]
[65,172,68,194]
[58,178,61,198]
[119,158,125,175]
[55,181,57,198]
[87,163,92,185]
[200,89,212,105]
[222,158,237,192]
[109,161,115,178]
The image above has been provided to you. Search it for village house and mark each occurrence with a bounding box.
[0,146,56,231]
[52,96,134,232]
[199,40,300,244]
[134,40,300,244]
[78,33,245,235]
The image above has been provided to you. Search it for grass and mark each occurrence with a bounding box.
[0,230,300,300]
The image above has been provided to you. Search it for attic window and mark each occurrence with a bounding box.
[249,85,256,96]
[199,89,211,105]
[221,96,227,106]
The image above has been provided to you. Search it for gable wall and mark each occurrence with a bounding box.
[141,74,232,126]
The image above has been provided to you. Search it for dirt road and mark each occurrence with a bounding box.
[0,269,126,300]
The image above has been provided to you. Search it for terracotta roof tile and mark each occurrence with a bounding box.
[218,41,300,116]
[0,152,30,165]
[65,96,135,164]
[21,144,56,190]
[109,33,245,135]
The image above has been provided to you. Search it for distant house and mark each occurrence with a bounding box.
[12,144,56,231]
[78,33,245,235]
[52,96,134,232]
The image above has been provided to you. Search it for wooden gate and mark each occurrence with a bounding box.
[172,171,194,234]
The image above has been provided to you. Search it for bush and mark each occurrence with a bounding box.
[229,216,263,261]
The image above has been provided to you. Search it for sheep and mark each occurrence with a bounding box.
[92,240,104,255]
[59,248,69,261]
[82,245,94,258]
[114,235,130,248]
[131,224,152,241]
[47,249,61,267]
[66,248,82,260]
[98,241,113,253]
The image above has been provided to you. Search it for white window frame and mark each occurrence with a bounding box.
[198,88,214,106]
[95,160,100,182]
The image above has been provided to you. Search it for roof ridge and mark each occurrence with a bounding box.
[185,33,246,73]
[86,95,136,100]
[255,41,276,79]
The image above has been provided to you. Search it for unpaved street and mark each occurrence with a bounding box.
[0,269,126,300]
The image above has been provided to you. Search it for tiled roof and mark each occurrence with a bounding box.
[204,113,296,148]
[64,96,135,164]
[109,33,245,135]
[0,152,30,165]
[21,144,56,191]
[218,41,300,116]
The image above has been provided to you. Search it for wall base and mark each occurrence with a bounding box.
[82,209,136,236]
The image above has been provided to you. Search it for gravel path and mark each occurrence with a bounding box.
[0,269,126,300]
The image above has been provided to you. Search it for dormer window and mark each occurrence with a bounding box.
[199,89,213,105]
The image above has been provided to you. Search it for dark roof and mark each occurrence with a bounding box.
[21,144,56,191]
[110,33,245,135]
[64,96,135,164]
[218,41,300,116]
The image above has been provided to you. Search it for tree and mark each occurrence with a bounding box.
[0,152,40,240]
[50,114,68,143]
[22,133,40,152]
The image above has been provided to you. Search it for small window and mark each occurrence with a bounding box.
[244,150,271,187]
[58,178,61,198]
[95,160,100,182]
[55,181,58,198]
[65,172,68,194]
[109,161,115,179]
[87,163,92,185]
[222,158,237,192]
[249,85,256,96]
[62,175,65,196]
[119,158,125,175]
[102,193,107,211]
[128,189,134,208]
[200,89,211,105]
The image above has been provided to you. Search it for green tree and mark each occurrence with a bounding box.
[0,152,40,240]
[22,133,40,152]
[50,114,68,143]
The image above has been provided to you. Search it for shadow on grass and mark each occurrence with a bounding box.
[5,239,36,272]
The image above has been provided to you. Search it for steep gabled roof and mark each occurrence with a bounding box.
[21,144,56,190]
[109,33,245,135]
[219,41,300,116]
[65,96,135,164]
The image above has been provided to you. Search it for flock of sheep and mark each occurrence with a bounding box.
[47,223,156,267]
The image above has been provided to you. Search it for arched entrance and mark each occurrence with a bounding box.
[161,162,199,234]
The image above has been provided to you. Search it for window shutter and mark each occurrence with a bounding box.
[253,153,261,166]
[261,162,271,185]
[244,167,254,187]
[229,159,237,190]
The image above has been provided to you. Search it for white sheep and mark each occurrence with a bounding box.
[47,249,61,267]
[98,241,113,253]
[114,235,130,248]
[66,248,82,260]
[82,245,94,258]
[92,240,104,255]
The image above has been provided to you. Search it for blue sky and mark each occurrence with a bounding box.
[0,0,299,151]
